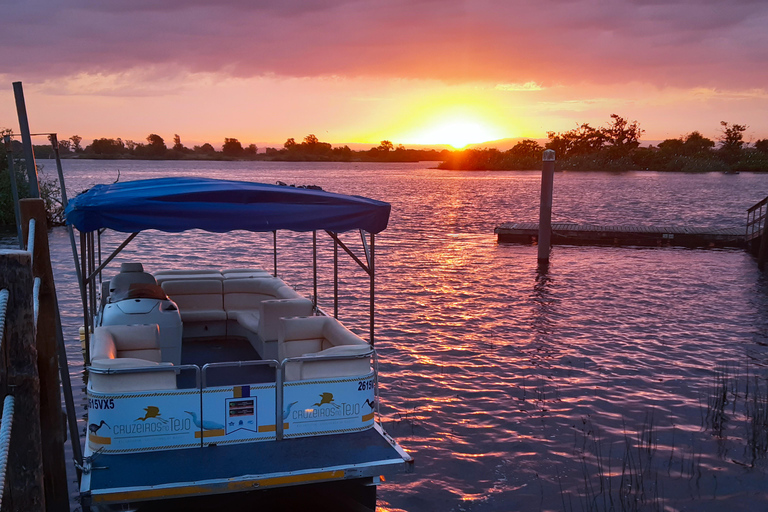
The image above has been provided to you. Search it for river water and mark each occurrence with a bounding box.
[12,160,768,511]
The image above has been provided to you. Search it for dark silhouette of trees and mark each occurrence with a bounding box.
[718,121,747,164]
[222,138,244,156]
[144,134,167,157]
[86,138,125,155]
[173,134,185,152]
[70,134,83,152]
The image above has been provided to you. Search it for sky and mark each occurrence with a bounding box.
[1,0,768,149]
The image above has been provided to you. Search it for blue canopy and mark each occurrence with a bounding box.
[65,177,391,234]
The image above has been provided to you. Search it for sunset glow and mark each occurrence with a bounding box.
[405,118,505,149]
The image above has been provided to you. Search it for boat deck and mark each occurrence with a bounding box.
[81,424,413,507]
[178,338,275,387]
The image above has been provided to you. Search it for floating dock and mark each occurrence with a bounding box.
[495,222,746,248]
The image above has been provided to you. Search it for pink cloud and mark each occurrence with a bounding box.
[2,0,767,90]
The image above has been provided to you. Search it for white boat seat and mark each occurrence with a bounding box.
[89,358,177,392]
[161,279,227,338]
[278,316,371,381]
[109,262,158,294]
[89,324,177,392]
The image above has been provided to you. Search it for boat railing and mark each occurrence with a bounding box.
[88,363,201,386]
[200,360,281,388]
[746,195,768,242]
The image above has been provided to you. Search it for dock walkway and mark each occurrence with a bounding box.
[495,222,745,248]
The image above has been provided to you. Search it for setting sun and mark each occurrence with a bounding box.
[408,118,503,149]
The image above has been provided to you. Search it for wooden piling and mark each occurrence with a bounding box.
[537,150,556,262]
[12,82,40,198]
[759,224,768,270]
[19,199,69,511]
[0,250,45,511]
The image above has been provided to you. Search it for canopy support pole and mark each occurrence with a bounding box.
[79,231,91,363]
[333,234,338,318]
[370,233,375,346]
[272,231,277,277]
[84,232,138,285]
[312,231,318,312]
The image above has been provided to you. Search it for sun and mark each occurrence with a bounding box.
[401,115,505,149]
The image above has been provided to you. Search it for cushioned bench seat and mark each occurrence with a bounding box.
[154,268,271,284]
[224,278,314,359]
[278,316,372,381]
[89,324,177,392]
[161,280,227,338]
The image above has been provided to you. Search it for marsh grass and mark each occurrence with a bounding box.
[703,363,768,467]
[559,408,714,512]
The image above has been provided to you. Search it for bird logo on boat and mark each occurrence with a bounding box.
[88,420,110,434]
[364,399,376,410]
[283,401,298,420]
[136,406,168,423]
[185,411,225,430]
[314,393,340,409]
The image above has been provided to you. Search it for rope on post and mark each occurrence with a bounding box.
[0,395,16,509]
[32,277,41,327]
[27,218,36,265]
[0,289,8,347]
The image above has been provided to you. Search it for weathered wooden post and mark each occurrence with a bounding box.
[19,199,70,511]
[758,216,768,270]
[12,81,40,198]
[538,149,556,262]
[3,135,24,249]
[0,250,45,511]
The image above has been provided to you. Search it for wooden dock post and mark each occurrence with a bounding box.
[758,223,768,270]
[538,149,556,262]
[12,81,40,198]
[0,250,45,511]
[19,199,70,511]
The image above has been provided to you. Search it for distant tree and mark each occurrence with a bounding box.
[145,133,167,157]
[70,134,83,152]
[86,137,126,155]
[173,134,185,152]
[303,134,319,145]
[718,121,747,163]
[222,138,244,156]
[546,123,605,157]
[378,140,394,152]
[284,138,296,149]
[244,144,258,155]
[682,131,714,155]
[193,143,216,155]
[603,114,643,156]
[719,121,746,151]
[755,139,768,154]
[56,138,72,153]
[508,139,543,159]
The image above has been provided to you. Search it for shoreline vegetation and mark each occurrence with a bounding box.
[21,133,452,164]
[440,115,768,173]
[3,114,768,174]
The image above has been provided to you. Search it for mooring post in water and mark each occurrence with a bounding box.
[19,199,70,511]
[538,149,556,262]
[0,250,46,511]
[12,81,40,198]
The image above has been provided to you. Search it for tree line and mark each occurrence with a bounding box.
[439,115,768,172]
[32,133,450,163]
